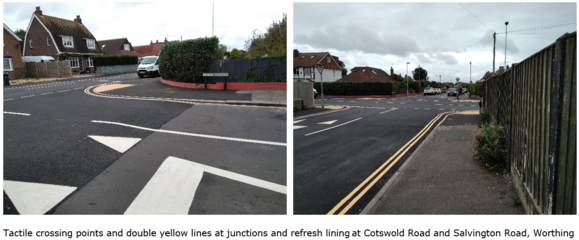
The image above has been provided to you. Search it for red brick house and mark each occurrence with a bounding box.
[132,39,167,61]
[337,66,394,82]
[22,6,101,73]
[3,23,24,79]
[293,49,342,82]
[97,38,141,57]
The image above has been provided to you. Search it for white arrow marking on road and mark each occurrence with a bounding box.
[294,126,307,130]
[293,119,305,124]
[125,156,286,214]
[318,120,337,125]
[4,111,31,116]
[305,118,362,136]
[3,180,77,215]
[89,135,142,153]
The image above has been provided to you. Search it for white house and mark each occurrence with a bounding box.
[293,49,342,82]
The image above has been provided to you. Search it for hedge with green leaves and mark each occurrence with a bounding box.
[159,36,220,82]
[313,81,393,95]
[92,55,138,66]
[57,53,82,61]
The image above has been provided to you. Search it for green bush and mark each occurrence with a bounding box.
[231,48,240,59]
[313,81,393,95]
[473,123,507,170]
[479,107,490,127]
[159,36,220,83]
[93,55,138,66]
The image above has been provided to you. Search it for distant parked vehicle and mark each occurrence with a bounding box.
[436,88,441,94]
[441,88,447,93]
[22,56,55,62]
[424,87,435,96]
[447,88,457,96]
[137,56,159,78]
[462,88,468,93]
[313,88,318,98]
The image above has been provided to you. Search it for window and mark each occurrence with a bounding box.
[372,70,377,75]
[101,44,106,48]
[293,68,299,75]
[310,55,315,59]
[86,39,95,49]
[67,57,79,68]
[87,57,94,67]
[3,58,13,71]
[327,56,331,63]
[304,67,311,75]
[124,44,130,51]
[362,69,366,72]
[62,36,73,48]
[29,39,33,48]
[47,37,50,46]
[301,56,305,59]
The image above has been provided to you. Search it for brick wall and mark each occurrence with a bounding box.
[23,17,59,58]
[3,28,25,79]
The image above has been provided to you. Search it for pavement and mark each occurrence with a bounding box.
[361,111,525,214]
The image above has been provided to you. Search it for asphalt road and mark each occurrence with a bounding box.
[293,93,479,214]
[3,74,286,215]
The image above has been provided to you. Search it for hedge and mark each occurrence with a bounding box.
[313,81,393,95]
[57,53,82,61]
[93,55,138,66]
[158,36,220,83]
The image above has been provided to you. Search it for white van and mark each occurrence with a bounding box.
[22,56,55,62]
[137,56,159,78]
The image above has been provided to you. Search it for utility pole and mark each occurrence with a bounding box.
[418,64,421,95]
[505,21,509,69]
[212,2,214,36]
[406,62,409,95]
[470,61,472,84]
[493,32,496,76]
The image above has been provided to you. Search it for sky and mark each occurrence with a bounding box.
[2,1,287,51]
[294,2,577,84]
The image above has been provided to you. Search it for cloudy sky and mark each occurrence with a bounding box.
[294,2,577,84]
[3,2,287,50]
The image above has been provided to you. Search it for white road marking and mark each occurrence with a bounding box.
[415,108,419,109]
[4,98,14,101]
[91,120,286,147]
[435,104,442,105]
[4,111,31,116]
[440,109,444,110]
[294,126,307,130]
[3,180,76,215]
[318,120,337,125]
[305,118,362,136]
[293,119,305,124]
[458,105,464,106]
[433,100,439,102]
[387,102,394,104]
[471,105,477,107]
[88,135,142,153]
[379,109,397,114]
[400,102,405,104]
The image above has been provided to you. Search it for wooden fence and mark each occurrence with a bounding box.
[294,82,315,109]
[209,57,286,82]
[24,60,72,78]
[483,32,576,214]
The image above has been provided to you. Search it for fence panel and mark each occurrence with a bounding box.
[209,57,286,82]
[483,32,576,214]
[294,82,314,108]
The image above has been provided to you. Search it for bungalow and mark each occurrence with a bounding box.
[337,66,395,82]
[22,6,102,73]
[293,49,342,82]
[98,38,141,57]
[3,23,24,79]
[132,39,167,61]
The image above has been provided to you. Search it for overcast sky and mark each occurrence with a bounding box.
[294,2,577,84]
[3,2,287,51]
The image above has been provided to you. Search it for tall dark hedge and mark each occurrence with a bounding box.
[159,36,220,83]
[313,81,393,95]
[93,55,138,66]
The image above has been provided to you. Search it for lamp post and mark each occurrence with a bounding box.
[418,64,421,95]
[406,62,409,95]
[504,21,509,69]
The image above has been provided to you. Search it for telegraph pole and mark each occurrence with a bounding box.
[493,32,496,76]
[470,61,472,84]
[505,21,509,69]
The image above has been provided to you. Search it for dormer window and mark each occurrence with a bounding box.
[310,55,315,59]
[362,69,366,72]
[62,35,73,48]
[327,56,330,63]
[87,39,95,49]
[101,44,106,48]
[124,44,130,51]
[301,56,305,59]
[372,70,377,75]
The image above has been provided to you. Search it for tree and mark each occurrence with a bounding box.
[15,29,26,52]
[230,48,241,59]
[412,67,428,81]
[338,60,347,77]
[245,14,287,58]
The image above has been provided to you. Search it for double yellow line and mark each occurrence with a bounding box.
[327,111,452,215]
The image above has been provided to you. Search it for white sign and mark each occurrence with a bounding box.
[316,65,324,74]
[203,73,228,77]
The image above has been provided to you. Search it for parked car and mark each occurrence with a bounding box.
[447,88,457,96]
[137,56,159,78]
[436,88,441,94]
[313,88,318,98]
[463,88,468,93]
[441,88,447,93]
[424,87,435,96]
[22,56,55,62]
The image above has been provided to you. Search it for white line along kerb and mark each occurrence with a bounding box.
[91,120,286,147]
[4,112,31,116]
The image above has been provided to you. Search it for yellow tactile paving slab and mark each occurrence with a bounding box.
[93,84,135,93]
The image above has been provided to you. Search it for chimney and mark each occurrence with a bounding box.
[35,6,42,15]
[150,40,153,45]
[293,49,299,58]
[74,15,82,24]
[390,67,394,76]
[156,40,159,44]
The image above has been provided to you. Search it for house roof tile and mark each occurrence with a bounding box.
[293,51,341,70]
[337,66,394,82]
[132,43,164,56]
[97,38,134,55]
[33,11,101,54]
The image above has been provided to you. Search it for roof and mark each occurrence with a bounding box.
[97,38,133,55]
[132,43,164,56]
[337,66,394,82]
[293,51,341,70]
[31,10,101,54]
[3,23,22,41]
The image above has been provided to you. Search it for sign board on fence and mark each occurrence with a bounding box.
[203,73,228,77]
[316,65,324,74]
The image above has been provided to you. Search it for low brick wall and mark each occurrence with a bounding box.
[161,78,286,91]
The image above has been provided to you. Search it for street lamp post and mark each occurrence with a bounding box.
[418,64,421,95]
[406,62,409,95]
[505,21,509,69]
